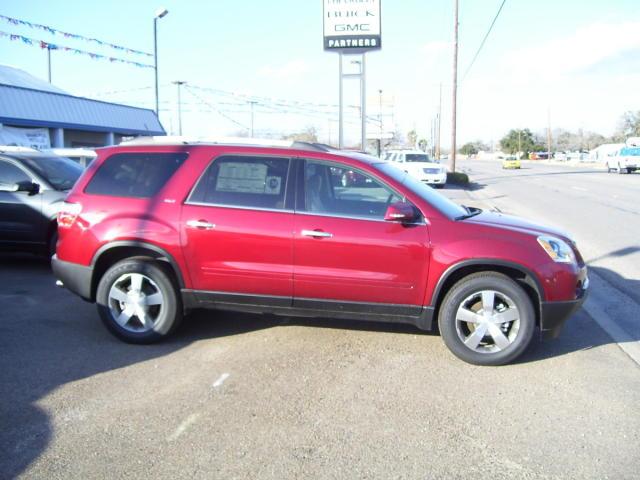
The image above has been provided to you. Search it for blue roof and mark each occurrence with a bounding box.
[0,66,164,136]
[0,64,68,94]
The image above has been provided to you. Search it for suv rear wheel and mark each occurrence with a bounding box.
[96,258,182,343]
[438,272,535,366]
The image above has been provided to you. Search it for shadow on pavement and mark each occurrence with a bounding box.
[1,253,636,476]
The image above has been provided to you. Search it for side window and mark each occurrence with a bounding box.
[303,160,402,219]
[85,153,187,198]
[0,160,31,186]
[189,155,290,210]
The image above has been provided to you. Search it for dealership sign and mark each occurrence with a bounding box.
[323,0,381,52]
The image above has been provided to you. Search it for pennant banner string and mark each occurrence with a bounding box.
[0,31,154,69]
[0,14,152,57]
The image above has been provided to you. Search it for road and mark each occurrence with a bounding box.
[454,159,640,354]
[1,163,640,479]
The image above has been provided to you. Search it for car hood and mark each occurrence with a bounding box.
[464,210,572,240]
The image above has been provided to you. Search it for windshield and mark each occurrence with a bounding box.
[405,154,431,163]
[374,162,467,219]
[20,155,83,191]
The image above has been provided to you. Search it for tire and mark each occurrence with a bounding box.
[618,164,627,174]
[438,272,535,366]
[606,163,612,173]
[96,258,182,344]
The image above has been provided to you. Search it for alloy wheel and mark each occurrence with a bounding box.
[107,273,164,333]
[454,290,521,354]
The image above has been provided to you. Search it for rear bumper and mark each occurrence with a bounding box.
[540,281,588,340]
[51,255,93,301]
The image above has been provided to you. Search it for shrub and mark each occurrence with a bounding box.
[447,172,469,185]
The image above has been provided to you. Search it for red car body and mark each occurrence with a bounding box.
[53,141,588,365]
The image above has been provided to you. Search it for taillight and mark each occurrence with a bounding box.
[57,202,82,228]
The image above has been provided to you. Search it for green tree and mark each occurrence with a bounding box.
[459,142,478,155]
[500,128,543,156]
[614,111,640,141]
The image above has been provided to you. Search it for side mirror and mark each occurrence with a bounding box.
[384,202,418,223]
[0,181,40,194]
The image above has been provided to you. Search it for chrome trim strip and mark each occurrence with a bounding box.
[184,201,294,214]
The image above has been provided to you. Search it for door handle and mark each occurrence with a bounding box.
[301,229,333,238]
[186,219,215,230]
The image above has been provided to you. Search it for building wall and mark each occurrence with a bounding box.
[62,129,110,148]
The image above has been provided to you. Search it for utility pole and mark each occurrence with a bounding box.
[249,100,257,137]
[436,82,442,160]
[450,0,459,172]
[547,108,552,159]
[518,129,522,158]
[47,46,52,83]
[172,81,186,135]
[378,89,383,157]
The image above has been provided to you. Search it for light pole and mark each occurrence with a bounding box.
[172,81,186,135]
[378,89,383,157]
[154,7,169,116]
[249,100,257,137]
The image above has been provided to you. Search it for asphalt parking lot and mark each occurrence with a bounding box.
[1,251,639,479]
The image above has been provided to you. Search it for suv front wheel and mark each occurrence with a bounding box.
[438,272,535,366]
[96,258,182,343]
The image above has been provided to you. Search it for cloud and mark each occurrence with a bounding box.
[258,60,311,81]
[501,21,640,76]
[423,40,450,59]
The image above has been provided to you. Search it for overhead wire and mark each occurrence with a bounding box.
[462,0,508,82]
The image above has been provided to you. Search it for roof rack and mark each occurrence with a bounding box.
[119,136,340,153]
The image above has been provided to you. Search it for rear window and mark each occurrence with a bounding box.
[406,154,430,162]
[85,153,187,198]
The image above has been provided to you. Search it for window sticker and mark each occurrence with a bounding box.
[216,162,273,194]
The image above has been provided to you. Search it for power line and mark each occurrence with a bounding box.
[462,0,507,82]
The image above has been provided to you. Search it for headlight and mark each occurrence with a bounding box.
[537,235,576,263]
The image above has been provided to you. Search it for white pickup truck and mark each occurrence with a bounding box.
[383,150,448,188]
[606,139,640,174]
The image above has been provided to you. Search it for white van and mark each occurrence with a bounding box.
[384,150,447,188]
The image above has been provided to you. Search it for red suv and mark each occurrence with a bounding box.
[52,140,588,365]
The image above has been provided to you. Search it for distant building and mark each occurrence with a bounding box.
[0,65,164,149]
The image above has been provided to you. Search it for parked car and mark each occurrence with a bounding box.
[52,139,588,366]
[384,150,447,188]
[502,155,521,169]
[606,146,639,174]
[0,147,84,256]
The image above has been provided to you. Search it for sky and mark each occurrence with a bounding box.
[1,0,639,149]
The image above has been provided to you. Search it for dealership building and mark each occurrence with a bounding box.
[0,65,164,149]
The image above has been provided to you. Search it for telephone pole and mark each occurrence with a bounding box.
[450,0,459,172]
[436,82,442,160]
[547,108,552,159]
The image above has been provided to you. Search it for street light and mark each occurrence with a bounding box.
[154,7,169,116]
[172,81,186,135]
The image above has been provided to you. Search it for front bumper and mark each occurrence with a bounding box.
[539,275,589,340]
[420,175,447,185]
[51,255,94,301]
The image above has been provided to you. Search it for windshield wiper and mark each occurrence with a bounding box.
[455,206,482,221]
